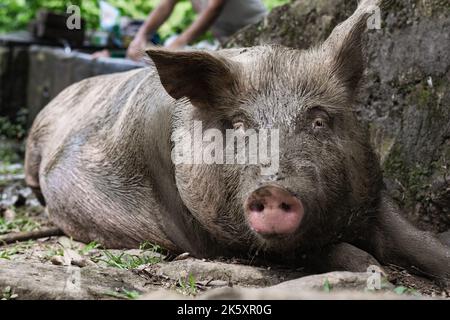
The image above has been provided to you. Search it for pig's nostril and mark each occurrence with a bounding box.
[245,186,304,236]
[280,202,291,212]
[249,201,264,212]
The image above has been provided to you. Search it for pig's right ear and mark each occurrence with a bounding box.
[323,0,381,96]
[146,49,239,109]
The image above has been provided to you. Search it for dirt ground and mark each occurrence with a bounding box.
[0,157,448,300]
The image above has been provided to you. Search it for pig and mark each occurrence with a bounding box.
[25,0,449,286]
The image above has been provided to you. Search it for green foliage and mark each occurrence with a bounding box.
[0,164,22,175]
[0,0,290,39]
[0,113,26,163]
[0,148,21,164]
[264,0,290,10]
[0,0,71,33]
[0,115,26,140]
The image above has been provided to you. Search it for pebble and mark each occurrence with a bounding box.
[50,255,65,266]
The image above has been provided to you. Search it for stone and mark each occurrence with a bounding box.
[143,258,306,287]
[0,259,151,300]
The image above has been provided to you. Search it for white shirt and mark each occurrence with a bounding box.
[191,0,267,41]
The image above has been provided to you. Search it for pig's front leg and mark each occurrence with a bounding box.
[359,193,450,287]
[307,242,382,273]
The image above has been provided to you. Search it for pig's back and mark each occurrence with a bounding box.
[26,67,190,250]
[30,68,153,164]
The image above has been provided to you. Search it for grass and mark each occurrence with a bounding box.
[0,249,15,259]
[393,286,421,296]
[43,239,101,261]
[44,247,65,259]
[0,215,40,235]
[0,148,22,164]
[0,162,24,175]
[323,278,332,293]
[1,286,18,300]
[178,273,198,296]
[0,118,26,141]
[0,114,27,163]
[105,288,141,300]
[99,250,158,269]
[79,240,101,255]
[97,242,163,269]
[139,241,160,252]
[0,240,35,260]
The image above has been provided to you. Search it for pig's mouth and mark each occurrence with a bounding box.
[244,184,304,239]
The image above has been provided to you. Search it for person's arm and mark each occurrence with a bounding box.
[127,0,178,60]
[168,0,226,50]
[138,0,178,39]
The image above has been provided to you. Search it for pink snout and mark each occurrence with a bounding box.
[244,185,304,236]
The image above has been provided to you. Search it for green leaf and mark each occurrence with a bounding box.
[394,286,408,295]
[79,240,101,255]
[105,288,140,300]
[323,278,332,292]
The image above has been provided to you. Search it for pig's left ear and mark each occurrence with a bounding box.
[147,49,239,109]
[323,0,380,96]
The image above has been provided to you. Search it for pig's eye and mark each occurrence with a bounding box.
[312,118,326,129]
[233,121,245,131]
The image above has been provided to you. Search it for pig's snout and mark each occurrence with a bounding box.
[244,186,304,236]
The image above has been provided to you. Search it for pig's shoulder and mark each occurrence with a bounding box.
[63,67,150,96]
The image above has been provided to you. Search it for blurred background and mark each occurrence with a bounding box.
[0,0,290,46]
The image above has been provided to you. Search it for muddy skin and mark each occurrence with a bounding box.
[25,0,449,287]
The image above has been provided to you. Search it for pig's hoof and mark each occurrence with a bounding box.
[311,242,383,274]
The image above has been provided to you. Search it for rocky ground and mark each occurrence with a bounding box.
[0,150,448,300]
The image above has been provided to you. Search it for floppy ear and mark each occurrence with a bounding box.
[146,49,239,109]
[323,0,382,95]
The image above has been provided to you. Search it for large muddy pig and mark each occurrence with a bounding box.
[25,1,449,285]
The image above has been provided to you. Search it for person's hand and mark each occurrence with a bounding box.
[92,49,111,59]
[166,37,187,50]
[127,35,148,61]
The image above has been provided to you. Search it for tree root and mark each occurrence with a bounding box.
[0,227,63,245]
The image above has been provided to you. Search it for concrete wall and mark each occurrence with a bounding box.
[0,45,29,119]
[0,45,144,126]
